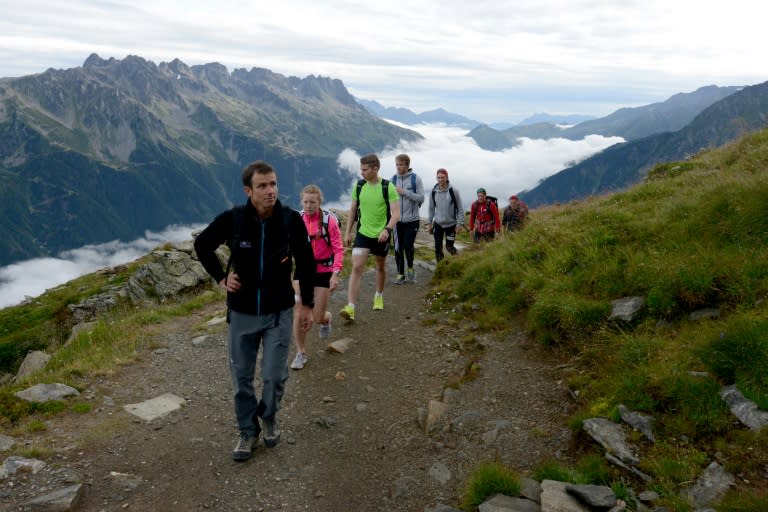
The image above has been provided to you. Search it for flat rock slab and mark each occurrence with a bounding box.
[327,337,354,353]
[22,483,84,510]
[0,434,15,451]
[15,383,80,403]
[123,393,186,421]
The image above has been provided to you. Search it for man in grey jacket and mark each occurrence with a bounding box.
[392,154,424,283]
[427,168,464,262]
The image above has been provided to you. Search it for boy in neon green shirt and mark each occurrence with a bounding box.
[340,154,400,320]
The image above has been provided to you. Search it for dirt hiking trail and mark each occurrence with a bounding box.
[3,247,576,512]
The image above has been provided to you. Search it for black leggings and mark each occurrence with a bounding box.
[433,224,457,262]
[394,220,420,274]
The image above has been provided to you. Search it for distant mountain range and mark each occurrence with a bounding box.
[0,54,420,265]
[356,99,482,129]
[359,83,768,212]
[467,85,743,150]
[357,100,597,131]
[518,81,768,207]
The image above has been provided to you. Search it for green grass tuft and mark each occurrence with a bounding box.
[459,461,521,511]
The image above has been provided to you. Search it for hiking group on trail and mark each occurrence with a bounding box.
[193,155,528,462]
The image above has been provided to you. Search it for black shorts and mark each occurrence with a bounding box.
[314,271,332,288]
[353,232,390,257]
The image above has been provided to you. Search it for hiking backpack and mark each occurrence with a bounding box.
[392,173,423,206]
[354,178,391,225]
[431,184,459,218]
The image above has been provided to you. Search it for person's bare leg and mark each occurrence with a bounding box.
[346,249,368,306]
[314,286,331,325]
[374,255,386,294]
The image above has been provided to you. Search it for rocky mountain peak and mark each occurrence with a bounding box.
[0,53,421,266]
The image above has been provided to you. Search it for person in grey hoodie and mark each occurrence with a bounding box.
[391,154,425,283]
[427,168,465,262]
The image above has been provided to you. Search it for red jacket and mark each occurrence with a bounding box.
[469,200,500,234]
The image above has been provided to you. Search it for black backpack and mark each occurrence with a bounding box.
[431,185,459,218]
[354,178,391,225]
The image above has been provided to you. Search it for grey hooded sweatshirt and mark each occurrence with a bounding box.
[428,184,464,228]
[392,170,425,223]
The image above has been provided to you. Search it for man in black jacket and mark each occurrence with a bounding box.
[194,160,315,461]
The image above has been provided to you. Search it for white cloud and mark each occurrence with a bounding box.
[0,123,621,309]
[366,123,621,215]
[0,0,765,122]
[331,123,622,216]
[0,224,203,309]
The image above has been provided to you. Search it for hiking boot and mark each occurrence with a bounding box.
[232,432,257,461]
[339,304,355,321]
[318,313,332,339]
[393,274,405,285]
[406,268,416,282]
[372,295,384,311]
[290,351,308,370]
[263,419,281,448]
[446,245,457,255]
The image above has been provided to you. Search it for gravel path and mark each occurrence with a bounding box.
[3,248,576,511]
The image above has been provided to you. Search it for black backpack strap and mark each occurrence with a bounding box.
[356,178,391,225]
[448,186,458,218]
[381,178,391,223]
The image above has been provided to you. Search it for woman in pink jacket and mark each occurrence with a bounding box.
[291,184,344,370]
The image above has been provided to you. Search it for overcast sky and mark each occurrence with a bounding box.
[0,123,621,308]
[1,0,765,123]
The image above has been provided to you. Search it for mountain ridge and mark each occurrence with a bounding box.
[467,84,743,151]
[519,80,768,207]
[0,54,421,265]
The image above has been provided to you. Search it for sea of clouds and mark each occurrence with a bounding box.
[331,121,623,216]
[0,123,622,309]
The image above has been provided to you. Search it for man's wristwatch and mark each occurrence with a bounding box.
[385,227,393,235]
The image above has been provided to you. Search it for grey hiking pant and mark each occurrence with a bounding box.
[227,307,292,436]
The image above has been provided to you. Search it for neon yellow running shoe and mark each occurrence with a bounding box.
[339,304,355,321]
[372,295,384,310]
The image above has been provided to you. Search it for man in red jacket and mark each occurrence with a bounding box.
[469,188,500,242]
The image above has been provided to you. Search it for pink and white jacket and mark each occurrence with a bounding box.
[301,210,344,275]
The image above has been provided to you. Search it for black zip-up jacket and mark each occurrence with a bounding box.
[194,199,315,315]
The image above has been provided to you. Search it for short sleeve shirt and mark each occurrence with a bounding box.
[352,179,399,238]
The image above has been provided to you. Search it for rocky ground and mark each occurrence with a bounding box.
[2,241,578,511]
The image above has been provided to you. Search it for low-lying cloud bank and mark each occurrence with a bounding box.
[0,225,203,309]
[333,122,623,217]
[1,123,621,309]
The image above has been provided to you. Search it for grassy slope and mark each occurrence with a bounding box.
[433,128,768,510]
[2,129,768,509]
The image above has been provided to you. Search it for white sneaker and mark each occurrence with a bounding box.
[318,313,332,339]
[290,352,308,370]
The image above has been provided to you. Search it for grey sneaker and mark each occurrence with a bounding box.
[318,312,332,339]
[290,352,308,370]
[406,268,416,282]
[393,274,405,285]
[263,419,281,448]
[232,432,257,461]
